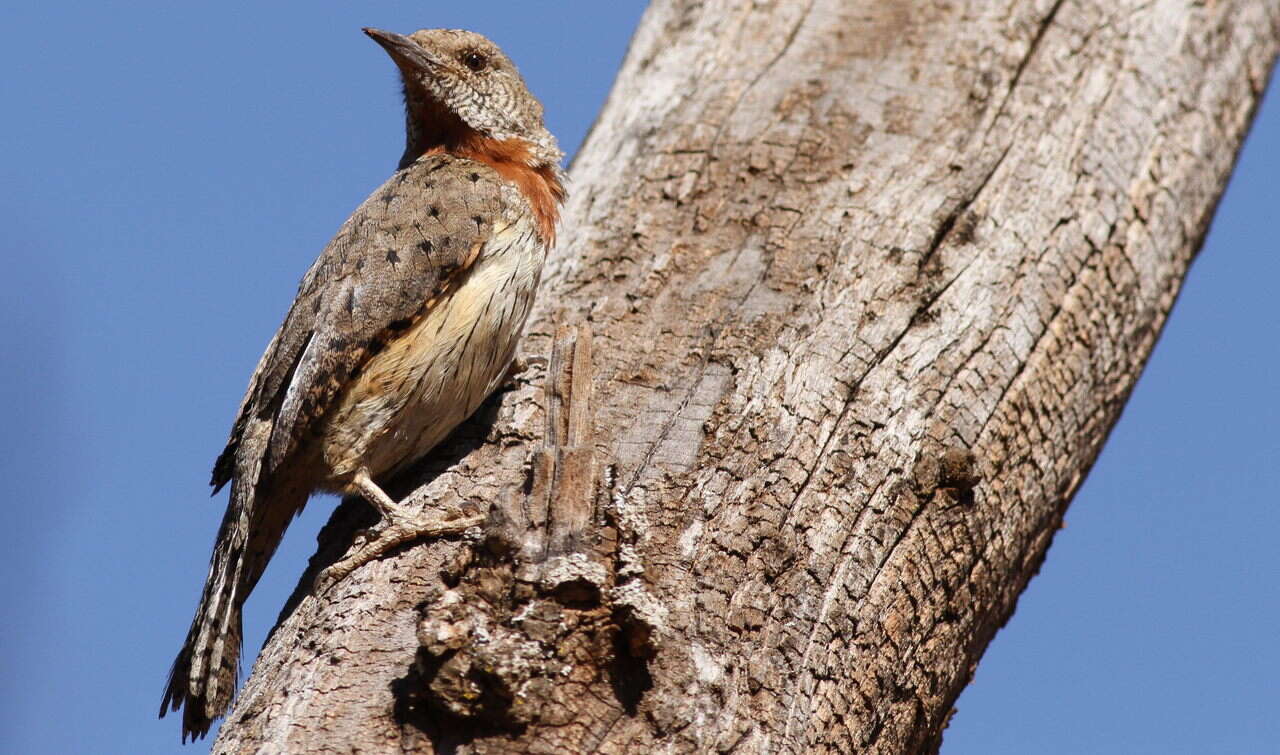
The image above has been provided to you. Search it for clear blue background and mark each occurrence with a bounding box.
[1,4,1274,753]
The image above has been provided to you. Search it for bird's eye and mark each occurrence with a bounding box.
[461,51,487,72]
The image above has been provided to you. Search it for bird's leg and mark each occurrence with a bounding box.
[316,469,484,591]
[500,355,529,389]
[352,470,411,521]
[499,354,550,390]
[505,356,526,382]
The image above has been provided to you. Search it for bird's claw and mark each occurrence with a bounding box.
[315,508,485,592]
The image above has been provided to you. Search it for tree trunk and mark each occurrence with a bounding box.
[213,1,1279,752]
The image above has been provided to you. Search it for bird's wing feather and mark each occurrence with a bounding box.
[211,155,519,487]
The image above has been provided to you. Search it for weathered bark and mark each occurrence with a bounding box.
[214,1,1279,752]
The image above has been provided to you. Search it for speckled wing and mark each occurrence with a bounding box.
[211,155,521,488]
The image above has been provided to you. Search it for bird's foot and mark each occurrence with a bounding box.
[315,472,484,592]
[316,507,483,591]
[500,355,545,390]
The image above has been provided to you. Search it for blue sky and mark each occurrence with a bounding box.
[1,4,1275,753]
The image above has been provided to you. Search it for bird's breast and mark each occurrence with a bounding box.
[320,216,545,485]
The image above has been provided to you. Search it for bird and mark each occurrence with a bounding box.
[160,27,565,742]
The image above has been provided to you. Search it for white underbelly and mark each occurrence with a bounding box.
[321,219,543,482]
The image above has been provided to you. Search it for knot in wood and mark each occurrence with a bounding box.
[911,445,982,506]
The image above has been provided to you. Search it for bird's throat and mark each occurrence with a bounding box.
[402,94,563,244]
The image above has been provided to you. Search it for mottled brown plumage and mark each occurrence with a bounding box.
[161,27,564,742]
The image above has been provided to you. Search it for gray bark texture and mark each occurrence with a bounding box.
[213,1,1279,753]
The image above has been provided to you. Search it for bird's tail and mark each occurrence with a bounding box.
[161,424,306,742]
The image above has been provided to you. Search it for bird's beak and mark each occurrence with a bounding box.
[363,27,440,75]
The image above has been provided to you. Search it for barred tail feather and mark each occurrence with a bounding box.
[161,419,304,742]
[160,473,254,742]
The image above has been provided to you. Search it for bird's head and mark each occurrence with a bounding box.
[365,28,562,171]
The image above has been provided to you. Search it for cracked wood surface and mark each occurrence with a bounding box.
[213,1,1280,753]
